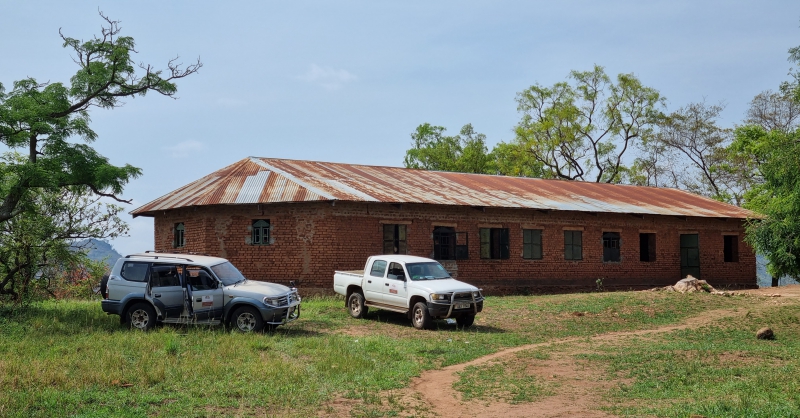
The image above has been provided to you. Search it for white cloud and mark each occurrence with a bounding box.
[165,140,206,158]
[296,64,357,90]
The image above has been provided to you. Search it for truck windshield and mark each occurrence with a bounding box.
[406,262,451,281]
[211,262,247,286]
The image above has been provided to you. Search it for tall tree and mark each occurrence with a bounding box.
[0,13,201,224]
[513,65,663,183]
[741,41,800,286]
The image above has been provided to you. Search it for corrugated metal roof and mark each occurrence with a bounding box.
[131,157,756,219]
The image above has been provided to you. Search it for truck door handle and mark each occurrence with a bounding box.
[196,298,202,302]
[153,293,161,298]
[385,283,390,286]
[367,280,372,283]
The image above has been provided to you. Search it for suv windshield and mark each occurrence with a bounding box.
[210,262,246,286]
[406,262,451,281]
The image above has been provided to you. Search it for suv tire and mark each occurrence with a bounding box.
[411,301,432,330]
[348,292,369,319]
[127,302,156,331]
[232,306,264,333]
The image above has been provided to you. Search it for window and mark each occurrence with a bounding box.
[383,224,407,254]
[639,233,656,262]
[150,265,181,287]
[387,262,406,280]
[174,223,185,248]
[252,219,271,245]
[433,227,468,260]
[480,228,510,259]
[370,260,388,277]
[724,235,739,262]
[186,267,217,291]
[564,230,583,260]
[523,229,543,260]
[603,232,621,262]
[120,262,149,282]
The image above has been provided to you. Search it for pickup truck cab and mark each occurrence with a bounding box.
[333,255,484,329]
[101,252,301,332]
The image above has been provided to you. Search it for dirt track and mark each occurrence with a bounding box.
[410,285,800,418]
[407,286,800,418]
[319,286,800,417]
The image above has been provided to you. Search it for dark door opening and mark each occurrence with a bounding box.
[680,234,700,279]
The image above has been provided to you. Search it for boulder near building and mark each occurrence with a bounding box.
[131,157,757,294]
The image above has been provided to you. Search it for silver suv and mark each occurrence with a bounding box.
[100,252,301,332]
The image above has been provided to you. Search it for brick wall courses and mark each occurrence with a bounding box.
[150,201,757,296]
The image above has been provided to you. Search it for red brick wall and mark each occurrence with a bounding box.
[151,201,757,295]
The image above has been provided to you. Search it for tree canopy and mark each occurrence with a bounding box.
[0,13,201,224]
[512,65,663,183]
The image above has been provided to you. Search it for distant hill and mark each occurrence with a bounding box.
[73,239,122,269]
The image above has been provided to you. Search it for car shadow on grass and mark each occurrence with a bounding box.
[367,310,506,333]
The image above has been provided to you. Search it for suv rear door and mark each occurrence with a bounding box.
[149,264,184,318]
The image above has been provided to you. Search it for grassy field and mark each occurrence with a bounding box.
[0,290,798,417]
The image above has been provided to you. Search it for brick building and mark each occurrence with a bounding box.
[132,157,758,295]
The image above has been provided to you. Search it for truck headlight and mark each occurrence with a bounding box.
[472,291,481,299]
[263,297,280,306]
[430,293,450,301]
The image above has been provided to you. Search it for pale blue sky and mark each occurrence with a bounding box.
[1,1,799,255]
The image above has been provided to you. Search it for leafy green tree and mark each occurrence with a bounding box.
[740,42,800,286]
[0,13,201,224]
[0,154,128,302]
[513,65,663,183]
[404,123,496,174]
[740,127,800,285]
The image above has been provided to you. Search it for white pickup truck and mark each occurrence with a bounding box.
[333,255,484,329]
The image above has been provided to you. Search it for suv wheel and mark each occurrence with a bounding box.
[127,303,156,331]
[411,302,432,330]
[232,306,264,333]
[348,292,369,319]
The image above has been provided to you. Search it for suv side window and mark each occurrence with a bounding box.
[120,262,150,282]
[150,264,181,287]
[187,267,217,291]
[369,260,388,277]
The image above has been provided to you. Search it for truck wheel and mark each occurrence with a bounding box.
[411,302,432,330]
[456,315,475,328]
[127,303,156,331]
[348,292,369,319]
[232,306,264,333]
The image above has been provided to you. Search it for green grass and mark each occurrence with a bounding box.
[577,303,800,417]
[0,291,786,417]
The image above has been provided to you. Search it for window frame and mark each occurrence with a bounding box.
[173,222,185,248]
[480,228,510,260]
[723,235,739,263]
[523,229,543,260]
[564,230,583,261]
[252,219,271,246]
[639,233,656,262]
[383,224,407,255]
[602,232,621,263]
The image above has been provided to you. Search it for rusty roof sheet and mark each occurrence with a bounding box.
[131,157,756,219]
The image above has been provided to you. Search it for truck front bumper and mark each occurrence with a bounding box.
[428,300,483,318]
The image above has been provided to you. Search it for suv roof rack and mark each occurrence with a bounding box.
[126,253,195,262]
